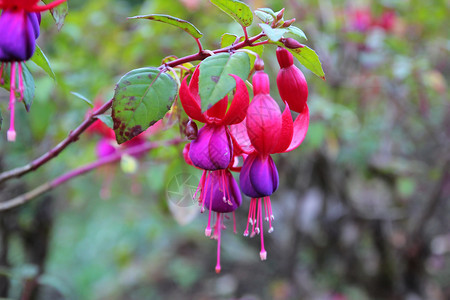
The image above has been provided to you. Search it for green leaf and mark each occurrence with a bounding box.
[221,33,263,68]
[31,45,56,80]
[259,23,287,41]
[42,0,68,30]
[112,68,177,144]
[129,14,203,39]
[287,26,308,41]
[70,92,93,107]
[275,43,325,79]
[199,52,250,111]
[220,33,239,48]
[210,0,253,27]
[95,115,114,129]
[255,10,274,24]
[257,8,276,18]
[0,63,35,112]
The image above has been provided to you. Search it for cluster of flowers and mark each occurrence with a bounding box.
[181,48,309,273]
[0,0,66,141]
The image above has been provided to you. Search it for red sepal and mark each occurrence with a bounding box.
[285,104,310,152]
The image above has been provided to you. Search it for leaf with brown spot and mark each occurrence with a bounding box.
[112,68,177,144]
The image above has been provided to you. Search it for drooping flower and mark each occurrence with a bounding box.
[0,0,67,141]
[201,169,241,273]
[276,47,308,114]
[180,64,249,272]
[233,58,310,260]
[179,65,249,170]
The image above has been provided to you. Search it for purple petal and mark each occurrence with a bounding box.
[240,153,279,198]
[96,139,117,158]
[0,9,38,62]
[204,170,242,213]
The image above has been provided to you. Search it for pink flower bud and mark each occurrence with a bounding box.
[276,47,308,113]
[281,37,304,49]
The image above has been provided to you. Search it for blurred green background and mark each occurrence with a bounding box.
[0,0,449,299]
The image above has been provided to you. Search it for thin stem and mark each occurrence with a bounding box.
[251,40,270,47]
[195,38,203,53]
[0,99,113,183]
[242,26,249,41]
[0,139,183,211]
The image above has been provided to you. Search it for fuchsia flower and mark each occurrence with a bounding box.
[180,64,249,272]
[276,47,308,114]
[233,58,309,260]
[0,0,67,141]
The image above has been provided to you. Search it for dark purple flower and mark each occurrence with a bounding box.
[239,153,279,198]
[0,9,40,62]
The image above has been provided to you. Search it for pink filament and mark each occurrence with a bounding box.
[7,63,16,142]
[259,198,267,260]
[0,63,4,84]
[205,176,213,236]
[215,213,222,273]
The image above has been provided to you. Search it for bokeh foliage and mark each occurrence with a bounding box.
[0,0,449,299]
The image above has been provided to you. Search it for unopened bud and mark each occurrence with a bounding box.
[276,8,285,21]
[185,120,198,140]
[282,18,295,28]
[254,57,265,71]
[281,37,304,49]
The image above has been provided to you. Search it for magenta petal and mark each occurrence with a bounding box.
[96,138,117,159]
[204,170,242,213]
[189,124,232,170]
[229,120,255,154]
[0,9,38,62]
[246,95,282,155]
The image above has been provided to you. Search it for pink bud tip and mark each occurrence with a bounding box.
[268,227,274,233]
[205,228,212,237]
[215,265,221,273]
[7,130,16,142]
[260,251,267,261]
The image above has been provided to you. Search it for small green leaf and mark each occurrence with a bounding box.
[42,0,68,30]
[1,63,36,112]
[95,115,114,129]
[129,14,203,39]
[287,26,308,41]
[220,33,239,48]
[275,43,325,79]
[21,64,35,112]
[259,23,287,41]
[31,45,56,80]
[210,0,253,27]
[255,10,274,24]
[199,52,250,111]
[70,92,93,107]
[112,68,177,144]
[257,8,276,18]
